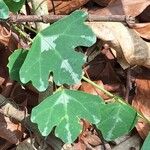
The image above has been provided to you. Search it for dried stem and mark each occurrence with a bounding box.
[1,14,136,24]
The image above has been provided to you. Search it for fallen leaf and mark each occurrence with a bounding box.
[81,130,101,146]
[80,80,125,100]
[10,83,38,107]
[0,113,23,144]
[89,0,150,17]
[0,25,11,46]
[0,25,18,87]
[133,23,150,40]
[85,50,120,82]
[132,78,150,139]
[87,22,150,69]
[80,80,109,100]
[0,139,13,150]
[48,0,89,14]
[136,5,150,22]
[121,0,150,16]
[92,0,113,6]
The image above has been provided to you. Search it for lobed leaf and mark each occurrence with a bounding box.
[4,0,25,12]
[0,0,9,19]
[97,102,138,141]
[31,89,104,143]
[19,10,96,91]
[7,49,28,82]
[141,133,150,150]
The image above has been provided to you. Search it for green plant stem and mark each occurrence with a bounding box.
[13,25,33,43]
[82,76,150,124]
[24,24,37,34]
[82,76,114,97]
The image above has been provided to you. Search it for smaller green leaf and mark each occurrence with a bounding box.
[97,102,137,141]
[31,89,104,143]
[0,0,9,19]
[4,0,25,12]
[7,49,28,82]
[141,133,150,150]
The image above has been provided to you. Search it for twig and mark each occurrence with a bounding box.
[125,67,131,103]
[1,14,136,24]
[51,0,56,15]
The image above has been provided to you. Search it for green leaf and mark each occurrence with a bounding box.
[20,10,96,92]
[141,133,150,150]
[7,49,28,82]
[13,0,21,2]
[98,102,137,141]
[31,89,104,143]
[0,0,9,19]
[4,0,25,12]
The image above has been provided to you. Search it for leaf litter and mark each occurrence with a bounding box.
[0,0,150,149]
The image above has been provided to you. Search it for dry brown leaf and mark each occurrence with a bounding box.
[0,113,23,144]
[87,22,150,69]
[0,25,18,87]
[0,25,11,46]
[133,23,150,40]
[92,0,113,6]
[80,81,124,100]
[85,48,120,82]
[10,84,38,107]
[137,5,150,22]
[71,143,86,150]
[0,25,18,50]
[0,47,11,88]
[121,0,150,16]
[89,0,150,17]
[132,79,150,139]
[0,139,13,150]
[83,133,101,146]
[48,0,89,14]
[47,0,62,13]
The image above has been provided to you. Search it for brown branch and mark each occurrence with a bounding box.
[1,14,136,24]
